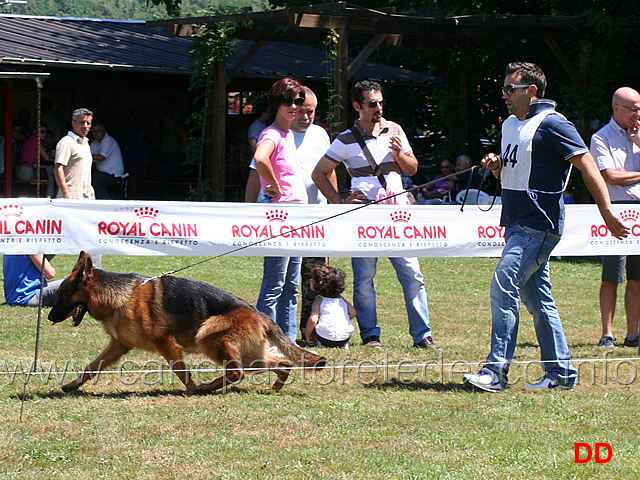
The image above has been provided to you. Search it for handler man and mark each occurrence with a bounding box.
[464,61,628,392]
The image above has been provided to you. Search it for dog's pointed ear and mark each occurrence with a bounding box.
[74,251,94,278]
[82,252,93,275]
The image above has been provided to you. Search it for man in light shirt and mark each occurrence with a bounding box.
[590,87,640,349]
[90,120,125,199]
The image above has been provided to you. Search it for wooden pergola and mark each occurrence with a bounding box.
[150,2,615,200]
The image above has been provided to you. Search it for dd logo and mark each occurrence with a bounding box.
[574,443,612,464]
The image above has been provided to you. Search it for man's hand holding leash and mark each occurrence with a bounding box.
[481,153,502,178]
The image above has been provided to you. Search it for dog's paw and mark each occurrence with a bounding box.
[61,382,80,392]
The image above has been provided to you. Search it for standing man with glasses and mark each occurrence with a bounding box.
[312,79,438,350]
[463,62,628,392]
[590,87,640,349]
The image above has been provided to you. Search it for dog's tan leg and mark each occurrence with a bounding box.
[155,339,197,395]
[195,359,245,394]
[264,355,293,392]
[63,338,130,392]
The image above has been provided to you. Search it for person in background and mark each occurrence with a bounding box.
[90,120,125,199]
[244,87,335,342]
[248,102,271,154]
[244,103,272,203]
[54,107,94,200]
[305,264,357,349]
[590,86,640,349]
[3,254,62,307]
[312,79,438,350]
[450,154,484,200]
[254,77,308,342]
[16,123,55,197]
[418,158,455,204]
[291,87,334,341]
[464,61,628,393]
[54,108,102,268]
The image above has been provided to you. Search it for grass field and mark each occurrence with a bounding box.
[0,254,638,479]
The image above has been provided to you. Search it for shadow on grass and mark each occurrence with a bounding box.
[16,383,313,401]
[361,378,469,392]
[551,256,601,265]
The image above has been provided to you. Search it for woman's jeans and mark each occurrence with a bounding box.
[256,256,301,342]
[485,224,578,388]
[351,256,432,344]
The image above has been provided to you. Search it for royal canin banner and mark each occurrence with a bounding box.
[0,198,639,257]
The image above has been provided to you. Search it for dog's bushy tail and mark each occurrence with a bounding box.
[263,315,327,368]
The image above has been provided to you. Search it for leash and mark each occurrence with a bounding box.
[139,166,496,284]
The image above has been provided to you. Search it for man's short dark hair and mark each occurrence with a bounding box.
[505,62,547,98]
[351,80,383,105]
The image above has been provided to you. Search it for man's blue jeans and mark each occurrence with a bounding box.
[352,256,432,343]
[256,256,301,342]
[485,224,578,388]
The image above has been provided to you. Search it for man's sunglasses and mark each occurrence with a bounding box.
[363,100,384,108]
[501,85,530,96]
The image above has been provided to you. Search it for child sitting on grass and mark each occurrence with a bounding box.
[305,264,357,348]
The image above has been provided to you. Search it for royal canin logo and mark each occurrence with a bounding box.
[134,207,159,219]
[1,205,23,218]
[390,210,411,223]
[98,206,197,237]
[266,209,288,222]
[231,209,325,239]
[358,210,446,240]
[0,204,62,235]
[592,208,640,237]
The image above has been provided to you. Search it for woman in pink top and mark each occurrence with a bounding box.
[254,77,308,204]
[255,77,308,341]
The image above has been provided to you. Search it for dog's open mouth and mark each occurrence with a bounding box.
[70,303,88,326]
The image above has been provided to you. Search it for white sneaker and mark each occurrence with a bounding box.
[463,369,503,393]
[525,376,574,391]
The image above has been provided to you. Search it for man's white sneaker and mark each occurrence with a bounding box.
[463,369,503,393]
[525,376,574,391]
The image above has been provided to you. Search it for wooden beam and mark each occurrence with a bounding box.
[577,39,593,138]
[544,38,583,87]
[210,61,227,201]
[333,28,349,133]
[346,33,388,79]
[226,40,264,86]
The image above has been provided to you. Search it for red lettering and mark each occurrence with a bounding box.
[595,443,612,463]
[574,443,592,463]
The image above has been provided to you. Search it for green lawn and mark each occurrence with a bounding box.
[0,254,638,479]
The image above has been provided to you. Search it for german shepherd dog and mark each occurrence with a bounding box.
[48,251,327,394]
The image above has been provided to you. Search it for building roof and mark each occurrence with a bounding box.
[0,14,193,74]
[0,14,439,86]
